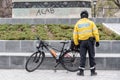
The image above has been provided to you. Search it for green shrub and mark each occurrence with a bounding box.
[115,35,120,40]
[0,24,118,40]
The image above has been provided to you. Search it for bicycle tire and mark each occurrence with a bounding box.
[25,51,45,72]
[60,50,80,72]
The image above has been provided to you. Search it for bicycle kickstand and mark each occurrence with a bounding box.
[53,62,60,72]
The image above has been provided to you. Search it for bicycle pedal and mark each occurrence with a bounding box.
[33,58,39,63]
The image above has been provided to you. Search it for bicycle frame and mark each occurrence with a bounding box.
[36,39,69,60]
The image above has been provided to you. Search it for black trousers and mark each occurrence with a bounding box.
[79,39,96,69]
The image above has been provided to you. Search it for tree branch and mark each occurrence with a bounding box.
[113,0,120,8]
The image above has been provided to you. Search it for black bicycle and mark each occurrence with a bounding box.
[25,37,80,72]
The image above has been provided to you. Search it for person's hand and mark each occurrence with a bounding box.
[75,45,79,48]
[96,42,100,47]
[73,44,79,51]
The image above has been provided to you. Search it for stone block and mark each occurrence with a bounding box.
[0,56,9,69]
[45,18,58,24]
[57,19,70,24]
[69,18,79,25]
[82,58,105,70]
[33,19,45,24]
[21,40,35,52]
[105,18,119,23]
[49,41,63,52]
[0,19,6,24]
[9,18,16,24]
[105,58,120,70]
[95,58,106,70]
[112,41,120,53]
[0,41,5,52]
[119,18,120,23]
[5,19,11,24]
[5,41,20,52]
[94,18,106,23]
[10,56,25,69]
[95,41,112,53]
[10,19,30,24]
[0,19,11,24]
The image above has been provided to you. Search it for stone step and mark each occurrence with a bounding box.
[0,52,120,70]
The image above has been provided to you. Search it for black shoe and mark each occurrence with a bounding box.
[91,72,97,76]
[90,67,97,76]
[77,70,84,76]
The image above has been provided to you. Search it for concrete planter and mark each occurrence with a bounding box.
[0,40,120,70]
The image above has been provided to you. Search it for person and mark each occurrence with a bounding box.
[73,10,100,76]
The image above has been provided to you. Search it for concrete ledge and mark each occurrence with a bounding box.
[0,52,119,70]
[0,52,120,57]
[0,52,33,56]
[0,18,120,24]
[95,53,120,57]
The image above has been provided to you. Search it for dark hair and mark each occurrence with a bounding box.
[80,10,89,18]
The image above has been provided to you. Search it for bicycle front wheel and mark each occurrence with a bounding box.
[61,50,80,72]
[25,51,45,72]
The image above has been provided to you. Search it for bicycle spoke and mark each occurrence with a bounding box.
[25,51,45,72]
[61,50,80,72]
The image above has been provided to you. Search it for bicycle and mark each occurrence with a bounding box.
[25,37,80,72]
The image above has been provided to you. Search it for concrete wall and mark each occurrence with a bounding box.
[0,40,120,70]
[0,18,120,25]
[0,40,120,53]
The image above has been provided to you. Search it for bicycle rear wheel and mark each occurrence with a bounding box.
[25,51,45,72]
[61,50,80,72]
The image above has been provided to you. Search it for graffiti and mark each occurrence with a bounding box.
[36,8,55,16]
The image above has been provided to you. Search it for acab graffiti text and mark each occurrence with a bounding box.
[36,8,55,16]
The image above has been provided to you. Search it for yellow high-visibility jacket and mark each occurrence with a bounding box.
[73,18,100,45]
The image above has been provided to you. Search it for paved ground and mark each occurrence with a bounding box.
[0,69,120,80]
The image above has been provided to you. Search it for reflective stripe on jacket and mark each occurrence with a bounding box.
[73,18,99,45]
